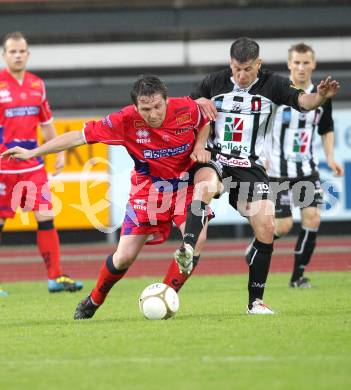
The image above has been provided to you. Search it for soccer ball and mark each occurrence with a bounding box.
[139,283,179,320]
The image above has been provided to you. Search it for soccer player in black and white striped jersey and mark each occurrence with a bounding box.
[266,43,344,288]
[174,37,340,314]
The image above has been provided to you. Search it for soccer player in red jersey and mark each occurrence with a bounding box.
[2,74,211,319]
[0,32,83,294]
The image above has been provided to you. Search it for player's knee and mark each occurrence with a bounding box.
[304,216,320,230]
[275,219,293,237]
[112,251,136,269]
[256,218,275,241]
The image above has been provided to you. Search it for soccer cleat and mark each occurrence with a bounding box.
[247,299,274,315]
[74,295,99,320]
[48,275,83,293]
[0,287,8,297]
[174,243,194,274]
[289,277,312,288]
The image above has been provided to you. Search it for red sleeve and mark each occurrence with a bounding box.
[189,96,209,132]
[83,111,126,145]
[39,82,53,124]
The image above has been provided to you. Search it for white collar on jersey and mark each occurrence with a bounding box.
[230,77,259,93]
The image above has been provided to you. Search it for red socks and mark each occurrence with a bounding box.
[91,255,128,305]
[37,221,61,279]
[163,255,200,292]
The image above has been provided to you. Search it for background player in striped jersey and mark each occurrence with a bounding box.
[174,37,339,314]
[0,31,83,294]
[2,75,212,319]
[266,43,344,288]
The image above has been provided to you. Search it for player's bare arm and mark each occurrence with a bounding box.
[41,122,65,175]
[190,123,211,163]
[321,131,344,177]
[195,97,217,121]
[1,130,85,160]
[298,76,340,110]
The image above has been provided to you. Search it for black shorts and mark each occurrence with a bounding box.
[269,174,324,218]
[195,152,271,210]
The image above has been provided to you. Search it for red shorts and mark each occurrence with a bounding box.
[0,167,53,219]
[121,179,195,245]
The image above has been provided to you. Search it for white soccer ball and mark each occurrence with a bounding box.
[139,283,179,320]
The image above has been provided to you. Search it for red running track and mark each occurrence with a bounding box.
[0,237,350,283]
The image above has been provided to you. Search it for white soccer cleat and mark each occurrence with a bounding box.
[247,299,274,315]
[174,243,194,274]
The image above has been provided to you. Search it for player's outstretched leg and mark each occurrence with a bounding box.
[73,254,128,320]
[174,243,194,274]
[163,255,200,291]
[74,295,99,320]
[174,200,209,273]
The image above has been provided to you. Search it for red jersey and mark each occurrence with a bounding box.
[0,69,53,173]
[83,96,208,187]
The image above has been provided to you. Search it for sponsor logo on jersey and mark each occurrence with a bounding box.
[216,142,248,153]
[133,199,147,211]
[0,82,9,89]
[0,89,12,103]
[175,126,193,135]
[4,106,40,118]
[134,120,147,128]
[143,143,190,159]
[136,129,149,138]
[215,153,251,168]
[31,81,42,89]
[293,131,309,153]
[136,129,151,144]
[102,115,113,128]
[233,86,249,93]
[224,116,244,142]
[232,102,242,112]
[176,112,191,125]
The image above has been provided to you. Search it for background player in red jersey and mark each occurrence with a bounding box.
[0,32,82,294]
[2,75,211,319]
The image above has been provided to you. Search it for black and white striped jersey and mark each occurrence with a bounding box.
[266,84,333,179]
[191,68,303,168]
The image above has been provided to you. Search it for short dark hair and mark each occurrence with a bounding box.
[230,37,259,63]
[2,31,27,50]
[288,42,315,60]
[130,75,168,105]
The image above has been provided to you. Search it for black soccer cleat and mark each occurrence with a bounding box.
[74,295,99,320]
[289,277,312,288]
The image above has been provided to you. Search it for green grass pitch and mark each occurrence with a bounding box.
[0,272,350,390]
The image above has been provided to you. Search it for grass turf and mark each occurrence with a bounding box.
[0,272,350,390]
